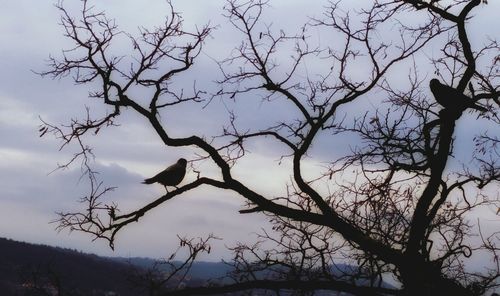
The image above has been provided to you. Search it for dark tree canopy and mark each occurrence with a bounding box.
[41,0,499,295]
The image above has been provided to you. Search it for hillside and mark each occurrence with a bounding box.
[0,237,142,295]
[0,237,237,296]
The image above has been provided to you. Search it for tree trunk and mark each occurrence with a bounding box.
[400,257,472,296]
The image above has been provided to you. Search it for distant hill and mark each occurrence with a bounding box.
[0,237,235,296]
[0,237,140,295]
[111,256,232,280]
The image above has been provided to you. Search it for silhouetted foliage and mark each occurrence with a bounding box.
[41,0,499,295]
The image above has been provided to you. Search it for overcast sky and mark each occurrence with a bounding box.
[0,0,499,262]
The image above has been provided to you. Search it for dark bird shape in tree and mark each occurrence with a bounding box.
[429,79,487,112]
[142,158,187,191]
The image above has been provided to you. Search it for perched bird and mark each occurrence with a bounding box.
[429,79,487,112]
[142,158,187,191]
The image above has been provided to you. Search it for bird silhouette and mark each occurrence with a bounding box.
[142,158,187,191]
[429,79,487,112]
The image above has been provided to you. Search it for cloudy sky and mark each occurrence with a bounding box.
[0,0,499,262]
[0,0,328,260]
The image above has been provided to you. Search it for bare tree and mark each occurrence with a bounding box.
[41,0,499,295]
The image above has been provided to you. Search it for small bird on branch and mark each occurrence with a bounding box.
[142,158,187,191]
[429,79,487,112]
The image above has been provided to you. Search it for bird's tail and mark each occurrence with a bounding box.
[142,178,155,184]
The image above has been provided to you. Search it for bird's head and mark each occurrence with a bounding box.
[429,78,441,89]
[178,158,188,167]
